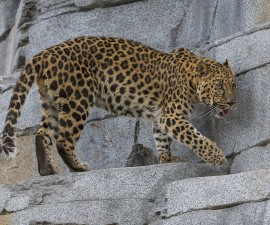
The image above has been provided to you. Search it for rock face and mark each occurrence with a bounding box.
[1,0,270,224]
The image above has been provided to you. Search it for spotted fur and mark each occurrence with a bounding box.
[0,37,236,175]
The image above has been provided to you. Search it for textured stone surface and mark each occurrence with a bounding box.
[0,134,41,185]
[0,0,20,38]
[231,146,270,174]
[0,163,229,225]
[204,27,270,74]
[23,0,187,62]
[150,201,268,225]
[172,0,218,48]
[148,169,270,222]
[125,144,158,167]
[210,0,270,41]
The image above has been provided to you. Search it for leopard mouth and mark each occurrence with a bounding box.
[212,104,230,118]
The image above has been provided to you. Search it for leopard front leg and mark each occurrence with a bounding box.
[158,115,226,166]
[153,122,182,163]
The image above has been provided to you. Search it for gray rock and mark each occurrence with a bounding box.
[0,0,20,38]
[210,0,270,41]
[231,146,270,174]
[148,169,270,221]
[206,27,270,74]
[74,0,144,8]
[150,201,268,225]
[175,0,218,48]
[0,163,229,225]
[23,0,187,62]
[125,144,158,167]
[29,222,88,225]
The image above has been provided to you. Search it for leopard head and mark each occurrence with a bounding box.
[196,59,237,118]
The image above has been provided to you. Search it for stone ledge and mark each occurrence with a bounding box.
[231,145,270,174]
[0,163,229,225]
[148,169,270,223]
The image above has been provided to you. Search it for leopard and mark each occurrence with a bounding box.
[0,36,237,176]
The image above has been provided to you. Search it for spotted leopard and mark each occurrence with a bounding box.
[0,36,236,175]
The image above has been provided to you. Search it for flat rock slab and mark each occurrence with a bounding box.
[149,169,270,222]
[0,163,228,225]
[231,146,270,174]
[150,201,269,225]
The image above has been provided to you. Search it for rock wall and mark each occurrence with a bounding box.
[1,0,270,224]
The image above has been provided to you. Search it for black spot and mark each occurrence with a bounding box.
[96,54,103,60]
[78,79,85,86]
[62,104,70,113]
[20,86,27,92]
[50,80,58,91]
[67,120,73,127]
[74,90,81,100]
[35,64,41,73]
[61,55,67,62]
[145,75,151,84]
[110,84,117,92]
[59,89,67,98]
[50,57,57,64]
[166,119,171,127]
[113,43,119,50]
[80,99,88,109]
[108,96,112,103]
[101,62,108,70]
[76,105,84,113]
[114,55,119,61]
[72,112,81,121]
[41,103,49,110]
[124,100,131,106]
[132,74,139,82]
[90,46,97,54]
[70,100,76,108]
[25,64,33,74]
[129,87,136,94]
[116,96,121,103]
[70,75,76,86]
[66,86,73,96]
[73,127,79,134]
[121,60,129,69]
[116,73,125,83]
[120,87,126,94]
[108,69,114,75]
[81,88,88,98]
[52,66,58,76]
[58,61,63,69]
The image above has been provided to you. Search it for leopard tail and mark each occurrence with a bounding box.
[0,57,41,160]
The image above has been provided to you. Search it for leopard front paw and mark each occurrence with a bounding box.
[159,155,183,164]
[202,145,227,166]
[170,156,183,163]
[70,162,91,172]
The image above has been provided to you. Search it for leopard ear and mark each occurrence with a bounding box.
[223,59,232,68]
[197,61,209,77]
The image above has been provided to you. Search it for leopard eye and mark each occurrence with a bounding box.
[217,81,224,90]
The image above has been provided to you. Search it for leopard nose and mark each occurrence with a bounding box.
[228,101,236,107]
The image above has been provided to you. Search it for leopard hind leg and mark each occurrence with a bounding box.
[35,88,60,176]
[55,92,93,172]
